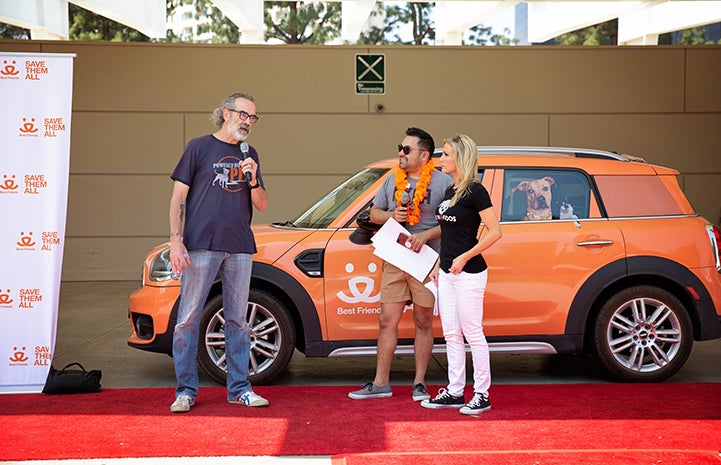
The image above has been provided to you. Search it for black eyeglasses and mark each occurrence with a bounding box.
[398,144,425,155]
[228,108,260,124]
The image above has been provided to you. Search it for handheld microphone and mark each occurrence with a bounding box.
[239,142,252,183]
[400,191,410,208]
[400,191,410,227]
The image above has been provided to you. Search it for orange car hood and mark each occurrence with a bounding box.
[252,223,317,264]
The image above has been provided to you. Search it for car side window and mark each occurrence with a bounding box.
[502,169,591,222]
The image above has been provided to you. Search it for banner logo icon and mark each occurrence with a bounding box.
[9,346,29,364]
[19,118,39,137]
[1,174,19,193]
[0,289,14,306]
[17,232,36,249]
[0,59,20,79]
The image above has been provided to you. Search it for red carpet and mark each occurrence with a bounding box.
[1,383,720,463]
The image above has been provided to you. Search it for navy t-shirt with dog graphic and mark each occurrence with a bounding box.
[170,134,263,254]
[435,182,493,274]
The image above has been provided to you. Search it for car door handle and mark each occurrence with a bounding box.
[576,240,614,247]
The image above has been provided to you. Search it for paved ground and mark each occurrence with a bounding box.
[53,281,721,390]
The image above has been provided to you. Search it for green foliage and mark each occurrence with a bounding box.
[358,2,435,45]
[264,2,341,44]
[166,0,239,43]
[465,25,518,46]
[0,23,30,40]
[553,19,617,46]
[355,2,388,45]
[388,2,435,45]
[195,0,240,43]
[659,26,721,45]
[358,2,515,46]
[68,4,150,42]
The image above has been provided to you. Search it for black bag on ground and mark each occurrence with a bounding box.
[42,362,102,394]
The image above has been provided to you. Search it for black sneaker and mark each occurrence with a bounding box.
[420,388,464,409]
[348,382,392,399]
[460,392,491,415]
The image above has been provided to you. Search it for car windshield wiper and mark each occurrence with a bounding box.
[272,220,296,228]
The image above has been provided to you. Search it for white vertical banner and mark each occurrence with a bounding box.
[0,52,75,394]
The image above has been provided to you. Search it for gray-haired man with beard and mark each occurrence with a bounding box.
[168,92,269,413]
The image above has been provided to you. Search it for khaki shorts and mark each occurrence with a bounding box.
[380,262,435,307]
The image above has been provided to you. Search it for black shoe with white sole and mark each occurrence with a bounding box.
[420,388,464,409]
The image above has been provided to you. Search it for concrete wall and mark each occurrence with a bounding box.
[2,40,720,281]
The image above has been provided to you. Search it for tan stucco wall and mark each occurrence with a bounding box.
[2,40,720,281]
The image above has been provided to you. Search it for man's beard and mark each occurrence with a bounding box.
[231,124,249,141]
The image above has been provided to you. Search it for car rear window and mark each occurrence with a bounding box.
[594,175,683,218]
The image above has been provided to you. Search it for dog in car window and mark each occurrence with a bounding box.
[512,176,555,220]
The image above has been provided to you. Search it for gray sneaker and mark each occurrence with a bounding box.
[412,383,430,401]
[348,382,392,399]
[170,394,194,413]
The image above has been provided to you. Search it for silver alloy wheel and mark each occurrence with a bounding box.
[203,301,283,379]
[606,296,682,373]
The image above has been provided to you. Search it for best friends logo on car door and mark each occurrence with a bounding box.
[323,245,385,340]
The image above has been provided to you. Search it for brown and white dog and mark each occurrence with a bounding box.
[512,176,555,220]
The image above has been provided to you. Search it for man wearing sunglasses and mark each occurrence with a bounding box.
[349,127,451,402]
[168,92,269,413]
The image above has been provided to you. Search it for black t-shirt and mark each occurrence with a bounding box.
[170,134,262,254]
[436,182,493,273]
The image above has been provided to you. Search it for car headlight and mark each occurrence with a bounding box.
[149,247,174,282]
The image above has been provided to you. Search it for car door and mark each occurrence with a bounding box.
[323,226,444,341]
[482,168,626,336]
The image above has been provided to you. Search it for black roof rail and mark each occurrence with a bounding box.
[431,146,645,163]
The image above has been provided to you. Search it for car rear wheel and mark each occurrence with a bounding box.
[197,289,296,385]
[593,285,693,382]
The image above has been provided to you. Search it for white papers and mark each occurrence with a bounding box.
[424,280,439,316]
[371,218,438,283]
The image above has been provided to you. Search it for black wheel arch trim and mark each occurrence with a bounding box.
[565,256,721,345]
[250,261,323,347]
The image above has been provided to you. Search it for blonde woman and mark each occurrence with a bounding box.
[421,134,502,415]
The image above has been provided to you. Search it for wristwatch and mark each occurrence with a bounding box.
[249,182,261,189]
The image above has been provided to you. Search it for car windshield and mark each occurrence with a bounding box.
[289,167,388,229]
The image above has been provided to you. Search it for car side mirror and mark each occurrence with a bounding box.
[349,209,381,245]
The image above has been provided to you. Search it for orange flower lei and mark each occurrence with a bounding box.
[394,161,435,226]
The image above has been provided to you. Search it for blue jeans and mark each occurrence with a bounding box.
[173,250,253,400]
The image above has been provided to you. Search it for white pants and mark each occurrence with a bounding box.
[438,269,491,397]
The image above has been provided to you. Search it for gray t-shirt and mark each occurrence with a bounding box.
[373,168,452,253]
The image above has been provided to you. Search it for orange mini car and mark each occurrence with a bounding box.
[128,146,721,384]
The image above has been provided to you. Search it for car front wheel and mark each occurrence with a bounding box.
[197,289,296,385]
[593,285,693,382]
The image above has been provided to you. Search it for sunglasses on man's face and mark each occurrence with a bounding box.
[398,144,425,155]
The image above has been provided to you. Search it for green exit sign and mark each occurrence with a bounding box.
[355,54,385,95]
